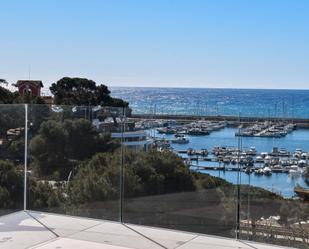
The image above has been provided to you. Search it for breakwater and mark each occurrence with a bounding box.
[132,114,309,128]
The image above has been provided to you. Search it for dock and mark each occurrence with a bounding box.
[190,165,290,173]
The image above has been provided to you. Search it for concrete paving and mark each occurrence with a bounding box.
[0,211,56,249]
[31,238,133,249]
[0,211,295,249]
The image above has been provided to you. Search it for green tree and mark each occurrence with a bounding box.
[0,105,25,136]
[0,79,8,84]
[30,119,119,178]
[68,152,138,204]
[127,150,196,195]
[63,119,118,160]
[50,77,128,107]
[30,120,68,177]
[14,93,47,104]
[68,150,199,205]
[4,138,25,162]
[27,180,65,209]
[0,104,25,163]
[0,160,23,209]
[0,84,15,104]
[0,159,64,210]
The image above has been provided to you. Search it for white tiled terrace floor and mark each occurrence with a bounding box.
[0,211,295,249]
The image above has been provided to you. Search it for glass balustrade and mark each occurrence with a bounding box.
[0,104,308,248]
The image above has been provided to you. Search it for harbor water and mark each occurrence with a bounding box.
[148,127,309,198]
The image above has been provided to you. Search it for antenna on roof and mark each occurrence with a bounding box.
[28,65,31,80]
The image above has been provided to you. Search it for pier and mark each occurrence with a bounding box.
[190,165,290,173]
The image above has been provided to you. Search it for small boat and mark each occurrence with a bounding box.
[188,128,209,136]
[195,149,208,156]
[244,167,253,174]
[271,147,279,156]
[246,147,257,156]
[255,156,264,163]
[263,167,272,176]
[175,133,186,137]
[272,165,284,173]
[157,127,175,134]
[298,160,307,167]
[254,168,264,175]
[288,165,303,176]
[171,136,189,144]
[264,156,272,164]
[260,152,268,158]
[187,148,195,155]
[279,148,289,157]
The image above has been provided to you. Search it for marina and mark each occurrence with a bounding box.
[142,124,309,198]
[235,121,296,138]
[156,120,227,135]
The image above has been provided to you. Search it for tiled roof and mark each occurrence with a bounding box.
[16,80,44,87]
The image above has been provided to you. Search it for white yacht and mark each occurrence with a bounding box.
[288,165,303,176]
[171,136,189,144]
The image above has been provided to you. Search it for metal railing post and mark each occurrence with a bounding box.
[24,104,28,211]
[120,107,125,223]
[236,113,241,240]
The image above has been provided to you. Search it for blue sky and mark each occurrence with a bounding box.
[1,0,309,89]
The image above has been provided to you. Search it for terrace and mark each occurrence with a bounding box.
[0,211,294,249]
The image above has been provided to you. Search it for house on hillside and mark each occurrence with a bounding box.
[15,80,44,97]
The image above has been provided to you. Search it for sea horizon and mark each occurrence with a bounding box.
[110,85,309,91]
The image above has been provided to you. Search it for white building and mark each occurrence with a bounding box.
[111,130,152,151]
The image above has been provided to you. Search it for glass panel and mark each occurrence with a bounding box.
[0,104,25,216]
[122,105,238,238]
[238,112,309,248]
[27,104,122,223]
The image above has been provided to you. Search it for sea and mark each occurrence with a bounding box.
[111,87,309,197]
[111,87,309,118]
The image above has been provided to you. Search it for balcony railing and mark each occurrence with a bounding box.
[0,104,308,248]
